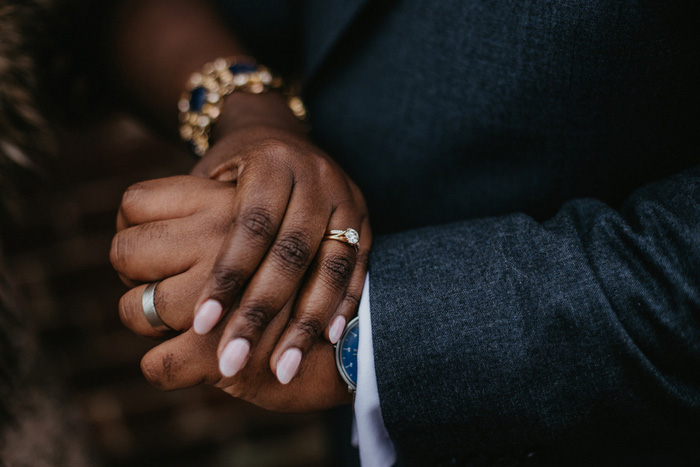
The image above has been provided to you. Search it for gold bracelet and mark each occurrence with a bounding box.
[178,57,307,156]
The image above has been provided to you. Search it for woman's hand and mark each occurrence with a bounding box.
[109,0,370,388]
[188,121,371,385]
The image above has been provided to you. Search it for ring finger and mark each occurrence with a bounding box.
[119,265,208,338]
[270,213,369,384]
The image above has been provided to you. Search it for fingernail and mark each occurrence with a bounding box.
[219,338,250,377]
[329,316,346,344]
[276,348,302,385]
[194,299,223,334]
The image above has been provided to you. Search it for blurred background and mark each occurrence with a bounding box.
[3,115,341,467]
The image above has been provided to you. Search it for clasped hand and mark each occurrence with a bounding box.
[110,125,370,411]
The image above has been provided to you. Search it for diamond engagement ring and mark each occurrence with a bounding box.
[323,228,360,250]
[142,281,172,332]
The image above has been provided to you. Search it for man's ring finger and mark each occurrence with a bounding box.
[142,281,173,332]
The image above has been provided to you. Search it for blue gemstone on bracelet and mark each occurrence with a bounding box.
[189,86,207,112]
[229,63,256,74]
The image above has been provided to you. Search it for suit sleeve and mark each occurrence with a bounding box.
[368,165,700,465]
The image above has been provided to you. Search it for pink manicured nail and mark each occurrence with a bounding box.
[329,316,346,344]
[276,348,302,385]
[194,299,223,334]
[219,338,250,377]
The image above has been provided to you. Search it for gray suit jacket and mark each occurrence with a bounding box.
[220,0,700,464]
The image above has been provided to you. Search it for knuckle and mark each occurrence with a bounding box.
[256,138,291,159]
[110,223,167,272]
[120,182,146,215]
[237,302,274,333]
[271,231,312,274]
[238,206,277,243]
[118,293,136,328]
[109,233,130,272]
[315,157,337,181]
[320,254,354,289]
[292,316,325,340]
[139,220,167,237]
[211,265,246,297]
[344,291,361,312]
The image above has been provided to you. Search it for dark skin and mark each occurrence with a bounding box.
[113,176,353,411]
[109,0,371,392]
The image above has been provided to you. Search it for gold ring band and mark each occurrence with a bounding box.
[323,228,360,250]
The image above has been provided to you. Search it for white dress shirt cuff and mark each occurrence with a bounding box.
[352,273,396,466]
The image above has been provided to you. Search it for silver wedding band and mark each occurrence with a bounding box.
[142,281,172,332]
[323,228,360,250]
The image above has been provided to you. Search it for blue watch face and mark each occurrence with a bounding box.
[336,317,359,389]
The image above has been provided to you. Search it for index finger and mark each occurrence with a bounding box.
[117,176,234,231]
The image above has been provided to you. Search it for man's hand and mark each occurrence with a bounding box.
[111,176,235,335]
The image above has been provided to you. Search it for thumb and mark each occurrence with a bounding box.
[140,329,221,391]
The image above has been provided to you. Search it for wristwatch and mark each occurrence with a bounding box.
[335,316,359,392]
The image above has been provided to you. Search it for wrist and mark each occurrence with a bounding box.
[192,123,311,180]
[212,91,307,143]
[179,57,307,156]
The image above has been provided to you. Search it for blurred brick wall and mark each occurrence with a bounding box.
[3,116,335,467]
